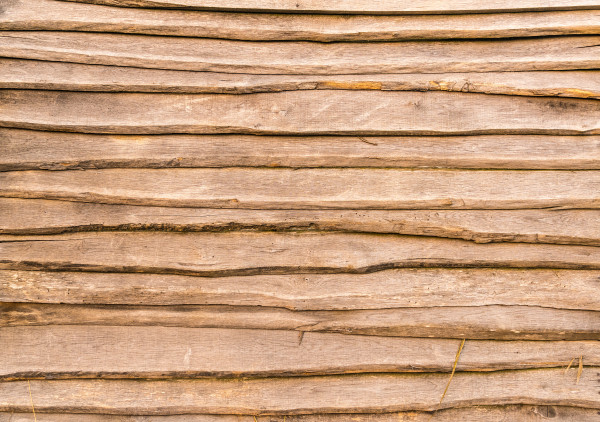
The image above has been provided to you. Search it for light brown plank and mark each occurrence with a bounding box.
[4,268,600,311]
[3,232,600,275]
[2,326,598,380]
[1,32,600,74]
[3,168,600,210]
[2,369,600,414]
[4,60,600,99]
[4,0,600,41]
[55,0,600,14]
[3,129,600,172]
[2,406,600,421]
[2,303,599,340]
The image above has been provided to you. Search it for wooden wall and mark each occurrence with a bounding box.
[1,0,600,420]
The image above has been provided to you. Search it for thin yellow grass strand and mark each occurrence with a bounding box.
[564,357,575,374]
[27,380,38,422]
[439,338,466,406]
[576,356,583,384]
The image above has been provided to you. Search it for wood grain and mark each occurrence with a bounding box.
[2,32,600,74]
[55,0,600,14]
[4,0,600,41]
[4,60,600,98]
[3,326,599,379]
[3,129,600,172]
[2,303,599,340]
[3,168,600,210]
[2,369,600,414]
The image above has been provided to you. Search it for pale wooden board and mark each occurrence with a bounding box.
[4,60,600,99]
[2,326,598,380]
[1,32,600,74]
[55,0,600,14]
[4,0,600,41]
[2,303,599,340]
[3,269,600,311]
[3,90,600,135]
[2,406,600,421]
[2,369,600,414]
[3,129,600,172]
[3,169,600,210]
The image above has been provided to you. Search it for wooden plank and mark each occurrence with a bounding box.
[2,303,599,340]
[2,406,600,421]
[3,232,600,275]
[1,32,600,75]
[55,0,600,14]
[4,268,600,311]
[3,129,600,172]
[2,90,599,135]
[3,60,600,99]
[4,0,600,41]
[2,326,598,380]
[2,169,600,210]
[1,369,599,414]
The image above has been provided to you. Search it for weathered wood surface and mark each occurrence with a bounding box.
[2,326,598,380]
[2,303,599,340]
[2,369,600,414]
[4,1,600,41]
[55,0,600,14]
[2,406,600,421]
[3,269,600,311]
[2,199,600,246]
[2,32,600,74]
[3,130,600,171]
[3,90,600,135]
[3,232,600,275]
[3,169,600,210]
[4,60,600,99]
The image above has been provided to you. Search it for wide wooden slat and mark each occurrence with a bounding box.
[56,0,600,14]
[2,32,600,74]
[3,232,600,275]
[4,60,600,99]
[2,303,599,340]
[4,268,599,311]
[3,130,600,172]
[2,406,600,421]
[4,0,600,41]
[4,326,599,380]
[3,168,600,210]
[2,369,599,414]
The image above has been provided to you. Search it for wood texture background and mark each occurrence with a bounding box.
[1,0,599,420]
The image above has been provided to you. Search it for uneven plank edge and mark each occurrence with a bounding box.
[2,303,599,340]
[1,369,599,414]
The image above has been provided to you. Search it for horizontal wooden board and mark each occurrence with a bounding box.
[4,60,600,99]
[3,168,600,210]
[2,406,600,421]
[1,32,600,74]
[3,130,600,172]
[4,1,600,41]
[3,232,600,275]
[56,0,600,14]
[4,268,600,311]
[3,90,600,135]
[2,303,599,340]
[2,369,599,414]
[2,326,599,380]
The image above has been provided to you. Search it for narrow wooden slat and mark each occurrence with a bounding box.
[2,303,599,340]
[2,369,599,414]
[3,169,600,210]
[2,326,598,380]
[4,60,600,99]
[2,406,600,421]
[4,0,600,41]
[4,268,600,311]
[3,129,600,172]
[56,0,600,14]
[1,32,600,74]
